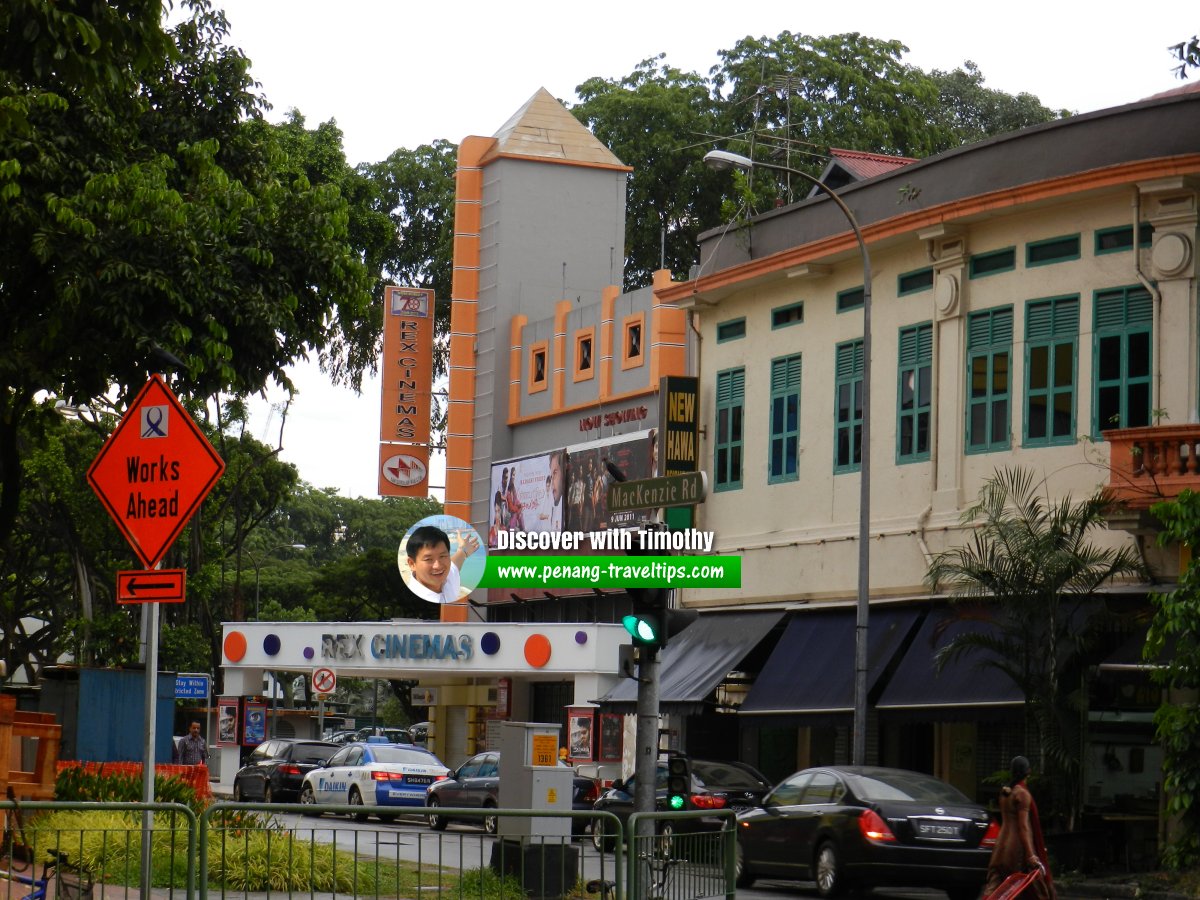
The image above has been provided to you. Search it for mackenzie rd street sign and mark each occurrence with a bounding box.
[87,374,225,568]
[606,471,708,514]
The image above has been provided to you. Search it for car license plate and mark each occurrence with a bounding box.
[915,819,963,839]
[405,775,434,785]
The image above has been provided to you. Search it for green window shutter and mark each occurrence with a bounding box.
[717,369,745,404]
[1054,297,1079,333]
[836,341,864,378]
[771,355,802,393]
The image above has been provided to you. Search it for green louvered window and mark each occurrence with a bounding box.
[1095,223,1154,255]
[715,367,745,490]
[835,340,864,472]
[1024,296,1078,446]
[898,267,934,296]
[1026,234,1081,267]
[969,247,1016,279]
[897,323,933,463]
[837,286,865,313]
[769,354,802,483]
[1093,286,1153,435]
[965,307,1013,453]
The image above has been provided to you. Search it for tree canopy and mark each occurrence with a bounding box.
[0,1,376,546]
[572,33,1064,288]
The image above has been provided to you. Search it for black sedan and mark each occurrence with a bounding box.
[591,758,772,851]
[734,766,998,899]
[232,738,338,803]
[426,750,600,835]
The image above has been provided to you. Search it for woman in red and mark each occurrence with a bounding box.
[985,756,1055,900]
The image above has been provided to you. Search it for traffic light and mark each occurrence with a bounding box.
[623,608,663,646]
[623,587,699,649]
[624,585,668,647]
[666,756,691,810]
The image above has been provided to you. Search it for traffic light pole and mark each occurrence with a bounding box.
[634,641,660,851]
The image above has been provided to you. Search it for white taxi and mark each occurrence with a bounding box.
[300,741,449,820]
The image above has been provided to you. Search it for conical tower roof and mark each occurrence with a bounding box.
[482,87,630,170]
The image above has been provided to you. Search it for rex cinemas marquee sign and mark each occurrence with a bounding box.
[378,286,435,497]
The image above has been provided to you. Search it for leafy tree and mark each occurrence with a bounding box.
[1146,490,1200,868]
[573,58,728,288]
[363,140,458,392]
[712,32,951,169]
[927,467,1147,828]
[570,34,1063,286]
[0,1,375,548]
[927,62,1068,146]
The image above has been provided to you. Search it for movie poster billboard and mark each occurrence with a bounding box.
[564,429,656,533]
[487,450,566,548]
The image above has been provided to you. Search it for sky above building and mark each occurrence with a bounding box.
[212,0,1196,499]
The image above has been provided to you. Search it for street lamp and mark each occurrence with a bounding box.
[251,543,306,619]
[704,149,873,766]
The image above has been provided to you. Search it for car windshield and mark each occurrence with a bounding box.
[370,747,441,765]
[293,743,335,764]
[848,771,971,804]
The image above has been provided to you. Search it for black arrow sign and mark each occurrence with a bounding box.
[126,578,174,592]
[117,569,186,604]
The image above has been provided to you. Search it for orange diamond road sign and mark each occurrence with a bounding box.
[117,569,186,604]
[87,374,225,568]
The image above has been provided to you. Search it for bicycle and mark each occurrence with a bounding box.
[586,852,679,900]
[0,849,93,900]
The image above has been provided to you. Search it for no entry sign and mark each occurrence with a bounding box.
[311,667,337,695]
[87,375,225,568]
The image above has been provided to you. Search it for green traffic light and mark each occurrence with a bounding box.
[622,614,660,644]
[667,794,685,810]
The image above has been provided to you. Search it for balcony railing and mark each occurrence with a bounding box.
[1104,424,1200,509]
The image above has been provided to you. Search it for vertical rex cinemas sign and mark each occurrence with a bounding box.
[378,286,435,497]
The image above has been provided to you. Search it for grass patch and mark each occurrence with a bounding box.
[23,808,459,893]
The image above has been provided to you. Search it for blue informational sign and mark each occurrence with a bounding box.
[175,674,210,699]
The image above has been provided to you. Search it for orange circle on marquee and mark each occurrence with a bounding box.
[224,631,247,662]
[524,634,552,668]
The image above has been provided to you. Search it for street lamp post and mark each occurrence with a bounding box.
[704,149,873,766]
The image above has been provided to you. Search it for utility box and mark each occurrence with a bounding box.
[497,721,573,840]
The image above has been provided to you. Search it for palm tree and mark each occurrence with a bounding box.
[927,467,1147,828]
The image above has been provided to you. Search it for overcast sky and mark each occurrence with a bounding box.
[215,0,1196,499]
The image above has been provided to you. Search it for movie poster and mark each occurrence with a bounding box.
[568,708,594,763]
[217,698,239,747]
[487,451,565,547]
[243,701,266,746]
[565,430,656,533]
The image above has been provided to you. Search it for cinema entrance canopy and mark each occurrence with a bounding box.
[217,620,630,789]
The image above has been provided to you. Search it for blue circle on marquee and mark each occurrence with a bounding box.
[481,632,501,655]
[303,646,314,660]
[263,634,281,655]
[575,631,588,645]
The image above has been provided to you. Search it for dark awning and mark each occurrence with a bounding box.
[738,606,923,717]
[596,610,784,713]
[875,611,1024,713]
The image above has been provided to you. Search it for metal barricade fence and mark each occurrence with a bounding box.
[625,811,735,900]
[0,801,735,900]
[0,800,198,900]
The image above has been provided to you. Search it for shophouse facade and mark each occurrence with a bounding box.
[652,84,1200,848]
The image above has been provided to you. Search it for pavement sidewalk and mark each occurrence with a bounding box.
[1057,877,1197,900]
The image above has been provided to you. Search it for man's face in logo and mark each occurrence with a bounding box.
[409,541,452,593]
